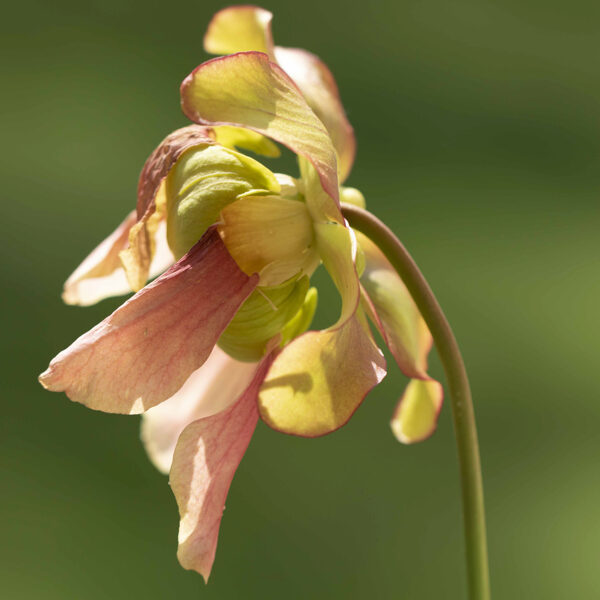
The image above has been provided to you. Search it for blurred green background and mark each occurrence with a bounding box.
[2,0,599,598]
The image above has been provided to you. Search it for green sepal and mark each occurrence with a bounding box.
[218,276,310,362]
[280,287,318,346]
[166,144,279,258]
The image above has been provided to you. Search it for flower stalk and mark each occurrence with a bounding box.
[341,203,491,600]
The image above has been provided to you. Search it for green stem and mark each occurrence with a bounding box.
[341,203,491,600]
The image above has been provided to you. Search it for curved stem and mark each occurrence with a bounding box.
[341,203,491,600]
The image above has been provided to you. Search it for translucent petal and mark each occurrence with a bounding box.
[358,231,432,379]
[180,52,340,211]
[39,229,258,414]
[258,220,386,436]
[141,346,258,474]
[170,357,272,581]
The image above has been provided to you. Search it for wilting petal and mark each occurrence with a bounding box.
[39,228,258,414]
[141,346,258,474]
[203,5,274,59]
[274,47,356,183]
[180,52,340,211]
[170,356,272,581]
[357,231,432,380]
[120,125,214,291]
[259,221,386,436]
[391,379,443,444]
[62,211,136,306]
[63,215,174,306]
[136,125,214,218]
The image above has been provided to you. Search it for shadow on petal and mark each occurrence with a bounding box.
[170,356,273,581]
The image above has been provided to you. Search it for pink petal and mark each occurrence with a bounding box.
[62,211,136,306]
[141,346,259,474]
[62,215,174,306]
[169,356,272,581]
[39,228,258,414]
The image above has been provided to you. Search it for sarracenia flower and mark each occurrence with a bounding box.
[40,6,443,581]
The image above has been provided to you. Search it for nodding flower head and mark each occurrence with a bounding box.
[39,5,443,581]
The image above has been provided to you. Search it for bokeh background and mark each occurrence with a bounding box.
[2,0,599,598]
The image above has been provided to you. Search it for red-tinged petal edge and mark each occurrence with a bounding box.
[120,125,214,291]
[170,355,273,582]
[39,228,258,414]
[141,347,259,474]
[180,52,340,209]
[258,222,386,437]
[202,7,355,181]
[136,125,214,217]
[357,231,433,380]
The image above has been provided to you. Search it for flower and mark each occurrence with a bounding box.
[39,5,443,581]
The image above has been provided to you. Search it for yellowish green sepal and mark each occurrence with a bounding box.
[218,276,310,362]
[165,144,279,259]
[219,195,319,287]
[280,287,318,346]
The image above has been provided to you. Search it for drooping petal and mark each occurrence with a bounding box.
[203,5,274,59]
[180,52,340,212]
[259,221,386,437]
[170,356,272,582]
[274,46,356,183]
[62,211,136,306]
[121,125,214,291]
[39,228,258,414]
[391,379,443,444]
[141,346,258,474]
[357,231,432,380]
[202,7,355,182]
[63,215,174,306]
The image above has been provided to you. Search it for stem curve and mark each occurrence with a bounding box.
[341,203,491,600]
